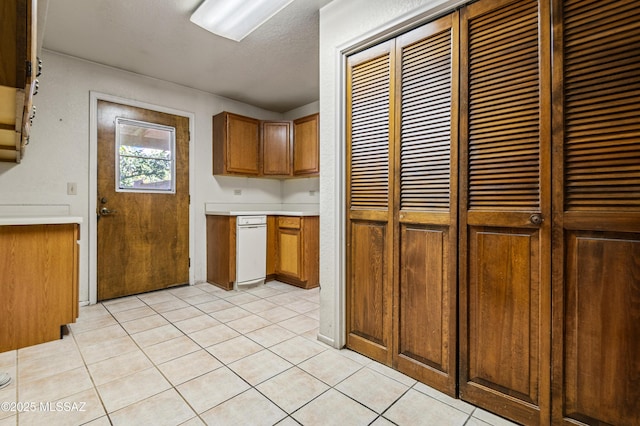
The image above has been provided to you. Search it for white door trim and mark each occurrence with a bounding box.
[88,91,196,305]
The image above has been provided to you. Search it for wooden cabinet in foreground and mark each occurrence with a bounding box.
[274,216,319,289]
[213,111,260,176]
[293,113,319,176]
[0,223,79,352]
[0,0,38,163]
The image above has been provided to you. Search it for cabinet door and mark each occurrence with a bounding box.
[459,0,551,424]
[293,113,319,175]
[262,121,291,176]
[213,112,259,176]
[552,1,640,425]
[276,227,302,279]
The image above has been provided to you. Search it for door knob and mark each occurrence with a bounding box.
[529,213,543,225]
[100,207,117,216]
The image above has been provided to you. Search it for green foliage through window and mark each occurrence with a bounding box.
[116,118,176,193]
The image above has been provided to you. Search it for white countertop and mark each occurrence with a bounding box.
[205,203,318,217]
[206,210,318,216]
[0,216,84,226]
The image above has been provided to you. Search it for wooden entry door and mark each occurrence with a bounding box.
[458,0,551,424]
[97,100,190,301]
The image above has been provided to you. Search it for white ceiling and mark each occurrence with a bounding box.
[41,0,333,113]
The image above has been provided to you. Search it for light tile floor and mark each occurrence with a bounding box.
[0,281,519,426]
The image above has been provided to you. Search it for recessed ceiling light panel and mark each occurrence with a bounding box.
[190,0,295,42]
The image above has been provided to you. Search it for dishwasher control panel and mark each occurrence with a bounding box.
[237,215,267,226]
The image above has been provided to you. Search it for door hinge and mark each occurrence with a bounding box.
[25,60,32,77]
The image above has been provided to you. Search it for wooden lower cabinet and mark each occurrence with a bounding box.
[206,214,319,291]
[0,223,79,352]
[206,215,236,290]
[273,216,319,289]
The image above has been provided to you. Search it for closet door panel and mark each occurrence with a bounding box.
[562,232,640,426]
[394,14,458,396]
[347,220,390,360]
[468,227,540,402]
[552,1,640,424]
[346,40,395,365]
[459,0,551,424]
[398,225,449,366]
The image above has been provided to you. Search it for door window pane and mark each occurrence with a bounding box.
[115,118,176,193]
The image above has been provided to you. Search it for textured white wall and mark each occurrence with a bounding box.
[317,0,464,347]
[0,51,285,303]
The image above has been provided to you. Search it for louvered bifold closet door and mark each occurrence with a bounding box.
[459,0,551,424]
[393,14,459,397]
[551,1,640,425]
[346,40,395,364]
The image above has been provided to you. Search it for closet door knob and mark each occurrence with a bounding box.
[529,213,543,225]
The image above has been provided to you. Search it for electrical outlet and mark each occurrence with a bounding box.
[234,189,242,196]
[67,182,77,195]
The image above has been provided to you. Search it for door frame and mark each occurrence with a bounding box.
[88,91,195,304]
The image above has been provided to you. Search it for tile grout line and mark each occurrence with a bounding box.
[93,282,321,424]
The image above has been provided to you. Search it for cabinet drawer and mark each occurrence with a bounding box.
[278,216,301,229]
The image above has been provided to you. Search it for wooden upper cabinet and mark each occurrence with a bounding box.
[0,0,37,163]
[293,113,319,176]
[212,111,260,176]
[213,111,318,178]
[262,120,292,176]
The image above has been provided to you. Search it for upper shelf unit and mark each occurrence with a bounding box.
[0,0,39,163]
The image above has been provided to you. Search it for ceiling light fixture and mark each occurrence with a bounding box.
[190,0,294,42]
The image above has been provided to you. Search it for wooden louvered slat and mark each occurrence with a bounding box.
[349,51,391,210]
[399,29,452,211]
[563,1,640,211]
[467,0,540,210]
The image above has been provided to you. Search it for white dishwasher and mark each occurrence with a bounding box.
[235,215,267,290]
